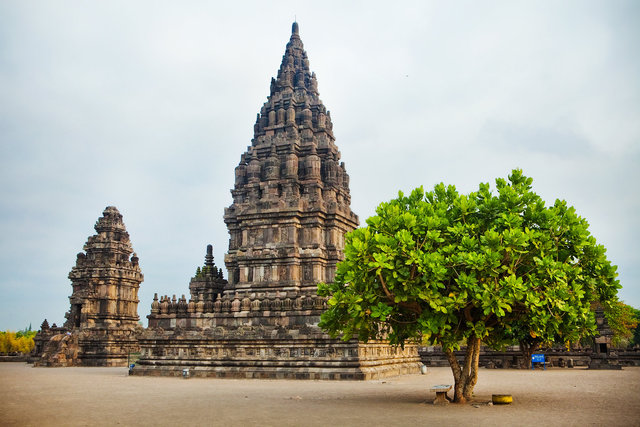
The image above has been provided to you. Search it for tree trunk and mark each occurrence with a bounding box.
[519,341,538,369]
[462,337,481,400]
[444,336,482,403]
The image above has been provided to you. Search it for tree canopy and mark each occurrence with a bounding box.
[319,169,621,403]
[604,301,639,347]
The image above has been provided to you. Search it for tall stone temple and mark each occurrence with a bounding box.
[133,22,420,379]
[224,21,358,299]
[34,206,143,367]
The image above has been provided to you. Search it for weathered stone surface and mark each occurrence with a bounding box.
[34,332,79,367]
[188,244,227,303]
[223,21,358,297]
[34,206,143,367]
[135,23,421,379]
[588,305,622,369]
[134,329,418,380]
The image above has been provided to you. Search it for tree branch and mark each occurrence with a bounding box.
[464,305,474,322]
[378,271,395,302]
[378,272,422,315]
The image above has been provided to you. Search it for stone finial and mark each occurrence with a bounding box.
[292,21,299,35]
[196,295,205,313]
[231,296,241,312]
[205,297,215,313]
[235,163,247,186]
[265,144,280,180]
[151,293,160,315]
[205,244,214,267]
[94,206,126,233]
[160,296,169,314]
[177,295,187,315]
[310,72,318,90]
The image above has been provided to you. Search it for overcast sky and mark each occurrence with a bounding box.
[1,1,638,330]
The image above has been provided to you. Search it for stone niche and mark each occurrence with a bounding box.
[133,22,420,379]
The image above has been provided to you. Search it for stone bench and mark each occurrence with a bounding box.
[431,384,452,405]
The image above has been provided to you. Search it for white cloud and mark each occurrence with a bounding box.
[0,1,638,329]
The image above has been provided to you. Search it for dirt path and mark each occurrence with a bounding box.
[1,363,639,426]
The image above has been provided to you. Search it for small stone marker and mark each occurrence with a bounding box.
[431,384,452,405]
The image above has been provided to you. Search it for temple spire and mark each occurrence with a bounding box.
[225,22,358,294]
[249,21,336,142]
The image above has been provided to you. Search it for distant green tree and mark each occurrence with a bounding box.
[603,301,639,347]
[633,307,640,347]
[319,170,620,403]
[621,306,640,347]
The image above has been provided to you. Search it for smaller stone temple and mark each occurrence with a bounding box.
[33,206,143,367]
[148,244,228,326]
[588,304,622,369]
[188,244,227,304]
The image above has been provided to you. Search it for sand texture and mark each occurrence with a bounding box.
[1,362,639,426]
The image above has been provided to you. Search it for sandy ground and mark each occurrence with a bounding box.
[1,363,639,426]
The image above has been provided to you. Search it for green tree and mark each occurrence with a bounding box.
[604,302,639,347]
[319,170,620,403]
[631,307,640,347]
